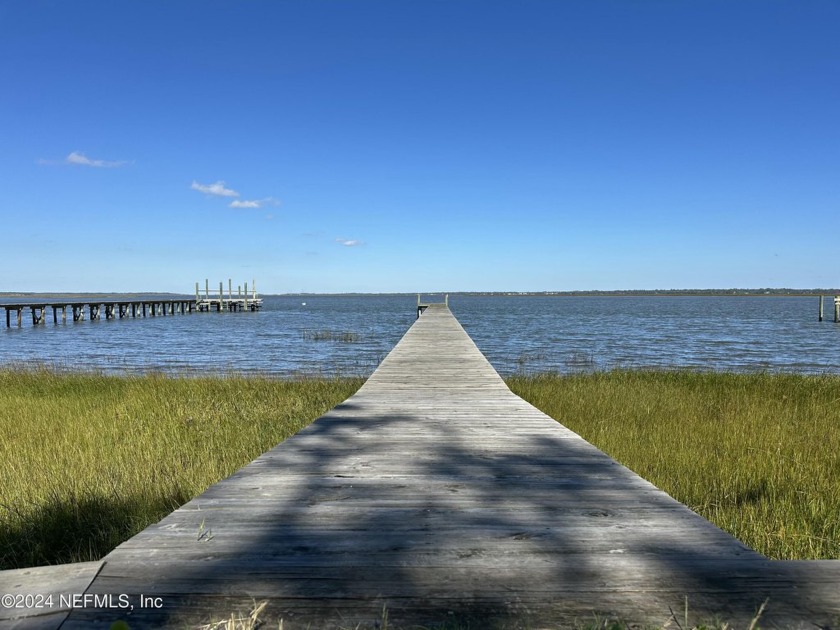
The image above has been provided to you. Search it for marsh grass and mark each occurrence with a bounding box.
[507,370,840,560]
[0,367,363,570]
[303,329,361,343]
[3,367,838,571]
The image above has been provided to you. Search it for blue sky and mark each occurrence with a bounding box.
[1,1,838,293]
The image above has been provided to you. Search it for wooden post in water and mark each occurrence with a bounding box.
[17,308,22,327]
[819,295,824,321]
[62,306,67,323]
[219,282,224,312]
[835,296,840,323]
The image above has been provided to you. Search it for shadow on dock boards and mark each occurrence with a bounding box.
[61,307,839,630]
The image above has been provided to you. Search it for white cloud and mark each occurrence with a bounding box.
[336,238,363,247]
[66,151,128,167]
[229,199,261,208]
[229,197,281,209]
[37,151,127,167]
[191,180,239,197]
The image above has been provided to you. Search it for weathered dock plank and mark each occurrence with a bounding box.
[0,561,102,629]
[12,304,838,628]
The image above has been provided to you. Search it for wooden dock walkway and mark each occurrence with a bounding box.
[2,299,198,327]
[4,304,839,628]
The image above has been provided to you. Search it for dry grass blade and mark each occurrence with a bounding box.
[196,599,269,630]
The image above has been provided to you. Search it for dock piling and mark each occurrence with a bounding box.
[31,306,47,325]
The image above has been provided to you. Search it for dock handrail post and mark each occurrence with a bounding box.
[253,278,256,300]
[445,294,449,306]
[819,295,824,321]
[195,282,199,303]
[205,279,209,300]
[245,282,249,310]
[219,282,224,312]
[417,293,420,306]
[229,279,232,303]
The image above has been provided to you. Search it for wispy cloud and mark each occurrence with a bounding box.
[191,180,239,197]
[67,151,128,167]
[229,197,281,209]
[336,238,363,247]
[39,151,128,167]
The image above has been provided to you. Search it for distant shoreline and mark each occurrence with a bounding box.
[1,289,837,300]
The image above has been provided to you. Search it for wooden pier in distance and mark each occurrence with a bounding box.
[2,299,196,328]
[2,279,263,328]
[4,304,839,629]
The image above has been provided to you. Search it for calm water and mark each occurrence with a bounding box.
[0,295,837,377]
